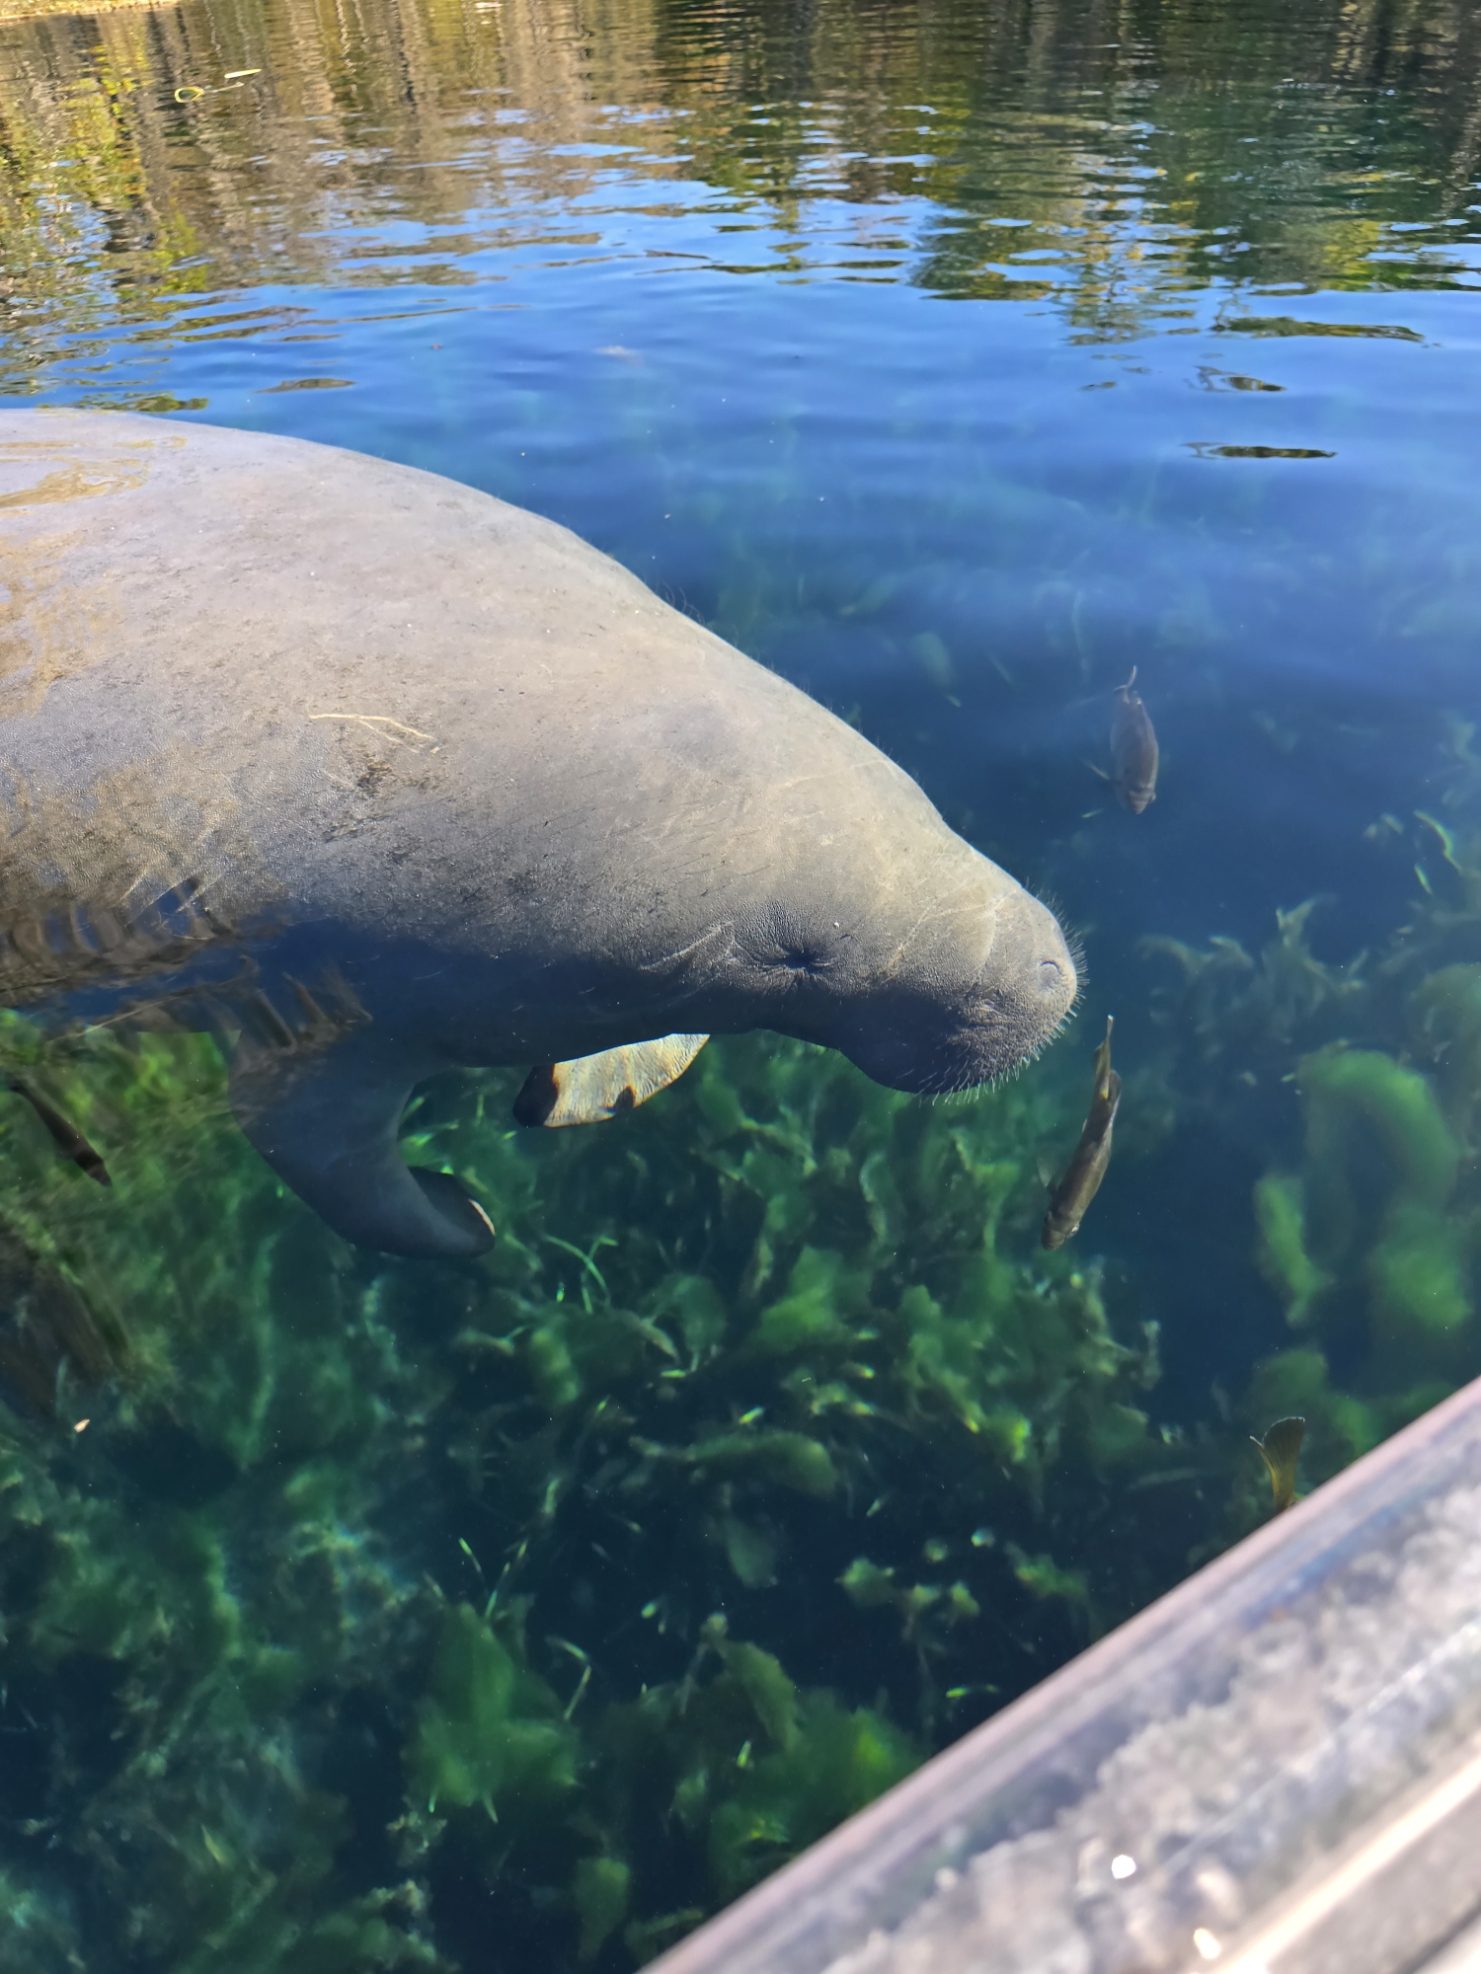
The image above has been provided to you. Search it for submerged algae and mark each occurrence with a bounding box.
[1246,927,1476,1402]
[2,742,1478,1971]
[0,995,1169,1970]
[1253,1044,1467,1378]
[408,1604,578,1819]
[1145,767,1481,1518]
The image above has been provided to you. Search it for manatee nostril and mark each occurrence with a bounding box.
[1038,957,1064,989]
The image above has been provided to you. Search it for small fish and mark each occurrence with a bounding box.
[1041,1018,1120,1249]
[5,1077,111,1186]
[1108,667,1159,813]
[1252,1415,1305,1514]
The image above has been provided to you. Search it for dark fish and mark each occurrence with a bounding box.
[1041,1017,1120,1250]
[1109,667,1159,813]
[5,1076,112,1186]
[1252,1415,1306,1513]
[0,1221,126,1417]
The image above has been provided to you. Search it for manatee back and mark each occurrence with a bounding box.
[0,411,961,983]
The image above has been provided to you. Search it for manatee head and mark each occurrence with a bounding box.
[821,883,1077,1097]
[729,838,1079,1099]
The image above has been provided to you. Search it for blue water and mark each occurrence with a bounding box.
[1,0,1479,1967]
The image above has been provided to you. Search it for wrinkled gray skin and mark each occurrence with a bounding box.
[0,410,1077,1258]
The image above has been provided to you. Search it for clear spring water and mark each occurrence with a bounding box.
[1,0,1479,1968]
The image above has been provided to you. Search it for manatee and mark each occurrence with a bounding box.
[0,409,1077,1258]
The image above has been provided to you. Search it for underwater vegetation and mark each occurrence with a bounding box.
[1143,719,1481,1508]
[0,955,1180,1971]
[0,719,1473,1970]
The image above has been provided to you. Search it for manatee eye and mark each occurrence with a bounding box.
[781,945,830,978]
[745,905,833,979]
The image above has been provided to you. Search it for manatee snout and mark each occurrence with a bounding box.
[978,887,1079,1066]
[828,885,1078,1098]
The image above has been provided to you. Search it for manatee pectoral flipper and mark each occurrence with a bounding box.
[513,1034,710,1129]
[229,1034,494,1260]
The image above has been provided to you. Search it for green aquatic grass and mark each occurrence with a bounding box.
[0,993,1175,1967]
[0,714,1477,1973]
